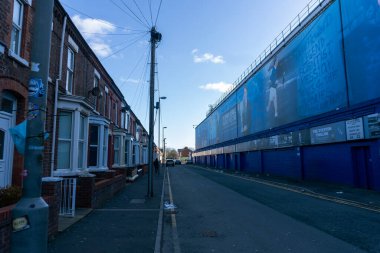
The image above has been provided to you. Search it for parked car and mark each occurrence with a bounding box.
[186,159,193,164]
[166,159,175,167]
[175,159,181,165]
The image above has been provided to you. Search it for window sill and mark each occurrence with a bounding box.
[8,50,29,67]
[53,169,93,177]
[42,177,63,182]
[112,164,127,169]
[88,166,109,172]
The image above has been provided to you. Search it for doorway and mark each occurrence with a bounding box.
[351,146,372,189]
[0,115,14,187]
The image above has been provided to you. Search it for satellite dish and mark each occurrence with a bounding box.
[91,86,100,96]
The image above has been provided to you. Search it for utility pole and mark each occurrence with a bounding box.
[11,1,54,253]
[148,27,162,197]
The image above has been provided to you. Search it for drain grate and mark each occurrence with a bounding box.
[130,199,146,204]
[201,230,218,238]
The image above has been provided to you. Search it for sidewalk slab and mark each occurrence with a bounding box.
[58,208,93,232]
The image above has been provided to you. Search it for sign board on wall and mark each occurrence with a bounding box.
[346,118,364,140]
[365,113,380,138]
[310,122,346,144]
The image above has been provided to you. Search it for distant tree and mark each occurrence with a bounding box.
[166,148,178,159]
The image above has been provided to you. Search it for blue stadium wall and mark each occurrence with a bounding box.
[194,0,380,191]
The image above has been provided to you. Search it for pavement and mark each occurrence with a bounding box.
[48,170,165,253]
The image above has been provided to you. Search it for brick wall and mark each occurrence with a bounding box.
[76,173,125,209]
[76,176,95,208]
[42,180,62,240]
[0,206,12,253]
[93,174,125,208]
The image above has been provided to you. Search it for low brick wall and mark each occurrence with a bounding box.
[0,205,13,253]
[76,172,125,209]
[42,179,62,241]
[76,176,95,208]
[93,174,125,208]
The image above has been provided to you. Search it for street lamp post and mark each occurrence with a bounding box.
[158,96,166,168]
[163,127,167,168]
[163,138,167,169]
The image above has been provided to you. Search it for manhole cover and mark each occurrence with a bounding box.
[201,230,218,237]
[130,199,146,204]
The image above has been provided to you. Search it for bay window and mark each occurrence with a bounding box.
[55,96,90,175]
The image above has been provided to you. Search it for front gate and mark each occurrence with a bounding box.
[60,178,77,217]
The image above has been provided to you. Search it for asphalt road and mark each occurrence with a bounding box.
[162,165,380,253]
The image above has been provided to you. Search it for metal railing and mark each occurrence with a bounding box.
[207,0,328,116]
[60,178,77,217]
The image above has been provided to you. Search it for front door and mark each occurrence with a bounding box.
[0,112,14,187]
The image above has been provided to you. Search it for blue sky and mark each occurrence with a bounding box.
[59,0,311,150]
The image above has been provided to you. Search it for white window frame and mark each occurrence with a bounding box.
[108,98,112,119]
[121,110,125,129]
[57,111,73,170]
[102,127,108,167]
[88,116,109,171]
[93,74,100,111]
[66,47,75,93]
[132,143,136,166]
[113,135,120,165]
[142,147,148,164]
[57,110,89,171]
[104,88,108,117]
[78,114,86,169]
[11,0,23,56]
[124,138,131,166]
[116,103,118,126]
[88,124,99,167]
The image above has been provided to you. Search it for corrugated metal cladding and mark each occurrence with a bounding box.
[240,151,262,173]
[262,148,301,179]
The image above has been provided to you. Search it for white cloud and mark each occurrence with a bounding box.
[120,77,139,85]
[199,82,233,93]
[72,15,116,58]
[192,49,225,64]
[89,42,112,58]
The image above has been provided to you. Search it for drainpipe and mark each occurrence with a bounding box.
[50,15,67,176]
